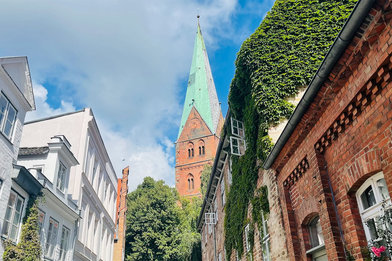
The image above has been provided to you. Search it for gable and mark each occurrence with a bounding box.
[177,106,213,142]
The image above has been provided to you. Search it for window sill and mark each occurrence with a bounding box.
[0,235,16,245]
[306,244,325,255]
[0,131,13,146]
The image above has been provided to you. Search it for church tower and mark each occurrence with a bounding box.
[175,19,224,198]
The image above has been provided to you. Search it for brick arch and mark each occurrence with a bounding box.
[346,149,382,194]
[296,197,319,227]
[301,212,320,256]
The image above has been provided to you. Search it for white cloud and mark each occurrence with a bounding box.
[26,83,76,121]
[0,0,250,191]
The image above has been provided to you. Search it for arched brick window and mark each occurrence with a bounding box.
[187,174,194,190]
[188,142,194,158]
[198,139,205,156]
[356,172,390,241]
[305,216,326,260]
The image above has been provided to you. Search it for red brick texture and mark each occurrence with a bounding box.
[271,1,392,260]
[113,167,129,261]
[176,107,223,197]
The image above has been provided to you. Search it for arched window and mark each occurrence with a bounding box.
[188,142,194,158]
[356,172,390,241]
[198,140,205,156]
[306,216,326,260]
[187,174,194,190]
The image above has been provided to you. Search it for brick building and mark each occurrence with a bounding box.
[113,166,129,261]
[263,0,392,260]
[175,19,223,198]
[198,114,289,261]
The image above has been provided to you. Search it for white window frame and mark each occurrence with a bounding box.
[260,212,270,261]
[59,225,70,261]
[38,208,45,237]
[45,217,59,259]
[230,136,246,156]
[306,216,326,260]
[245,224,250,253]
[2,190,24,242]
[56,161,67,193]
[228,157,232,185]
[221,179,226,206]
[0,92,17,140]
[356,172,391,241]
[231,117,245,138]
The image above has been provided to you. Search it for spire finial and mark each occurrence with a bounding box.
[197,9,200,22]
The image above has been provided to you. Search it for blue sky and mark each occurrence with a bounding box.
[0,0,274,191]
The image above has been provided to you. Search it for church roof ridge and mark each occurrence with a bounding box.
[177,20,222,140]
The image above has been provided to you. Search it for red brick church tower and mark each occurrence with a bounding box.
[175,19,223,198]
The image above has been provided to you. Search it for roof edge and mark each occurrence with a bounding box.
[263,0,375,169]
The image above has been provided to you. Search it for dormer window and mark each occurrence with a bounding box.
[0,92,17,140]
[57,162,67,192]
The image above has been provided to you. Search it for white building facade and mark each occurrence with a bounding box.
[0,56,35,256]
[20,108,117,261]
[18,135,80,261]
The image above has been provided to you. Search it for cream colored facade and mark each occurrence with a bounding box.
[20,108,117,261]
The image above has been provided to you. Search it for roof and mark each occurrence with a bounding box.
[197,109,230,231]
[0,56,35,110]
[177,21,222,139]
[25,108,86,125]
[263,0,375,169]
[19,146,49,156]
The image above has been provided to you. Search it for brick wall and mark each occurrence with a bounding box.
[271,1,392,260]
[176,107,221,197]
[113,167,129,261]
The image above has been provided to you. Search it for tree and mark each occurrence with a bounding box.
[3,196,41,261]
[125,177,200,261]
[200,164,212,198]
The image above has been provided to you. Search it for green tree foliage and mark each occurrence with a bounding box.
[125,177,201,261]
[200,164,212,198]
[3,196,41,261]
[225,0,357,258]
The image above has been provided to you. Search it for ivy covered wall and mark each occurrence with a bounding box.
[224,0,357,258]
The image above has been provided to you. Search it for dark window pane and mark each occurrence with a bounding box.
[361,186,376,209]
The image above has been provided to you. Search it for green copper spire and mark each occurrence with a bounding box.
[177,20,221,139]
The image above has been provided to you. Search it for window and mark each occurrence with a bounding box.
[38,209,45,236]
[231,117,245,138]
[188,142,194,158]
[198,140,205,156]
[356,172,391,241]
[245,224,250,253]
[0,92,17,140]
[2,190,24,242]
[214,197,218,222]
[56,161,67,192]
[230,136,246,156]
[188,174,194,190]
[228,157,232,185]
[59,226,70,261]
[306,216,327,261]
[260,212,270,261]
[221,179,226,206]
[45,217,59,259]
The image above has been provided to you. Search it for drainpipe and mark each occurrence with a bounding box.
[326,170,348,258]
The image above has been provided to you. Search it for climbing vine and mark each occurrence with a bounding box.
[3,195,42,261]
[224,0,357,258]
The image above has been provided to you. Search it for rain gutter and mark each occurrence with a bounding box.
[263,0,375,169]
